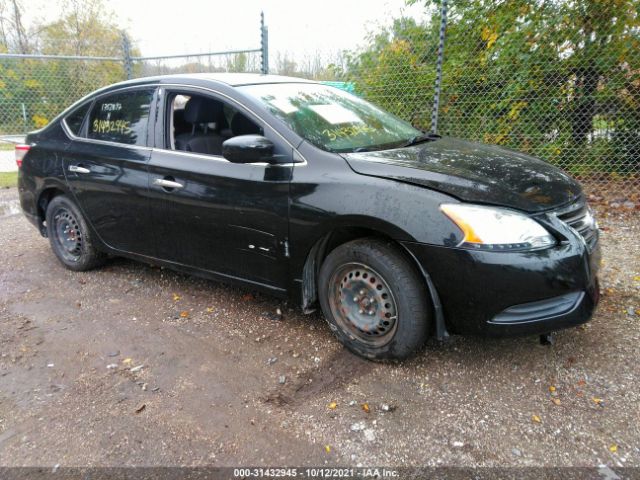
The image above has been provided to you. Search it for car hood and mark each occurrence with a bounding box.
[341,137,582,213]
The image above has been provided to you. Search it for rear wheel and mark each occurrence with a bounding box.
[318,238,431,360]
[45,195,106,271]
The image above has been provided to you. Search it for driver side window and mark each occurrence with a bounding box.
[165,92,262,157]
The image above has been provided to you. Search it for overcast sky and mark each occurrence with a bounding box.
[26,0,429,61]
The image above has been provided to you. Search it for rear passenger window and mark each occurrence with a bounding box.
[64,102,91,136]
[88,89,154,146]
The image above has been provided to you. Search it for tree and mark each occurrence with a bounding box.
[0,0,137,134]
[0,0,30,53]
[340,0,640,175]
[340,17,438,130]
[274,52,298,76]
[227,52,248,72]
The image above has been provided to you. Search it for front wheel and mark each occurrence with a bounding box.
[318,238,431,360]
[45,195,106,271]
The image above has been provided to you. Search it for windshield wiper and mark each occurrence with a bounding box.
[396,132,440,149]
[352,146,382,153]
[343,134,440,154]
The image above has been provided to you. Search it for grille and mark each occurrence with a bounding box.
[555,200,598,249]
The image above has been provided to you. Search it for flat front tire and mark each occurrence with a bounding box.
[45,195,106,271]
[318,238,431,360]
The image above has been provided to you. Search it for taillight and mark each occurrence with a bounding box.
[15,144,30,168]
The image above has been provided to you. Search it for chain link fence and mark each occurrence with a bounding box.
[0,12,269,139]
[340,0,640,192]
[0,55,126,135]
[0,51,263,137]
[1,2,638,193]
[133,51,263,78]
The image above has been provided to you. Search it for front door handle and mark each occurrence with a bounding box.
[153,178,184,190]
[69,165,91,174]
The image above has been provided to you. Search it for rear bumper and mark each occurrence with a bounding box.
[18,168,40,230]
[403,237,600,337]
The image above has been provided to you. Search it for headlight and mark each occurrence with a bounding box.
[440,203,556,251]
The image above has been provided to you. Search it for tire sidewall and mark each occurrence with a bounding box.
[319,239,430,360]
[46,195,100,271]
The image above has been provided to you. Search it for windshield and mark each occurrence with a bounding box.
[239,83,423,153]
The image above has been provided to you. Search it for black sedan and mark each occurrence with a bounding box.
[17,73,600,360]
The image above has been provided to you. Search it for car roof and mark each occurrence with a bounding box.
[182,72,317,86]
[110,72,318,89]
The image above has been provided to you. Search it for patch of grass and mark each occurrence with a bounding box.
[0,142,14,151]
[0,172,18,188]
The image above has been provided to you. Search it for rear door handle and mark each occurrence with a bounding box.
[68,165,91,174]
[153,178,184,190]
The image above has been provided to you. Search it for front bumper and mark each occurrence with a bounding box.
[403,235,601,337]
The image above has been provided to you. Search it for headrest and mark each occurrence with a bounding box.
[231,113,261,136]
[184,97,223,124]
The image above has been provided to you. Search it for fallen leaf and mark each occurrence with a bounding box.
[552,398,561,406]
[324,445,331,453]
[609,444,618,453]
[180,311,189,318]
[592,397,603,405]
[135,404,146,414]
[532,415,541,423]
[328,401,337,410]
[549,385,556,393]
[172,293,181,302]
[122,358,133,365]
[633,276,640,282]
[206,307,214,313]
[362,403,370,413]
[577,380,586,387]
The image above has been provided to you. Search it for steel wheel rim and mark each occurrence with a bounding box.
[328,262,398,347]
[52,207,83,262]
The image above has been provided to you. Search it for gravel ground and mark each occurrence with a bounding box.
[0,150,16,173]
[0,186,638,468]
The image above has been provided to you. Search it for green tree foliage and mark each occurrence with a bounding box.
[341,17,438,130]
[227,52,248,73]
[0,0,134,134]
[341,0,640,175]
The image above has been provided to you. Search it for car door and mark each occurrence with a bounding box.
[62,87,156,256]
[147,87,292,291]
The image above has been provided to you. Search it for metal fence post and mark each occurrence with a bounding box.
[260,12,269,74]
[122,31,133,80]
[21,103,27,135]
[430,0,447,134]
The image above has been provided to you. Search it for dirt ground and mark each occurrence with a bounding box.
[0,185,638,468]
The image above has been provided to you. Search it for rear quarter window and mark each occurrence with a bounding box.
[88,89,154,146]
[64,102,91,136]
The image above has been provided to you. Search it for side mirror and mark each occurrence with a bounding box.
[222,135,274,164]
